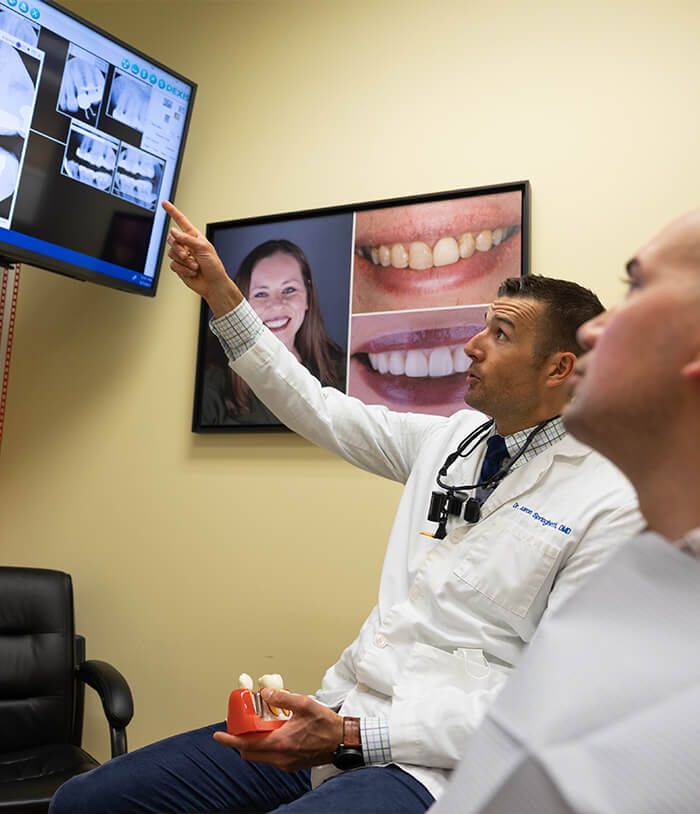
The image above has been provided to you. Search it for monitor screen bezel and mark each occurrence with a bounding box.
[0,0,197,296]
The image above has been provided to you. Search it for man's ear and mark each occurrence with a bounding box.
[545,351,576,387]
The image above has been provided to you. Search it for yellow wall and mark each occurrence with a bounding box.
[1,0,698,762]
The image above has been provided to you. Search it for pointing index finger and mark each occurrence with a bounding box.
[162,200,198,236]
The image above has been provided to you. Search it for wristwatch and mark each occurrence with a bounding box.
[332,716,365,770]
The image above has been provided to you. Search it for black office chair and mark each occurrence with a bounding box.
[0,567,134,813]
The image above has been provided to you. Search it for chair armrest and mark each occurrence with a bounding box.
[77,659,134,757]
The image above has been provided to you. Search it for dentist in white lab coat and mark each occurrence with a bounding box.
[47,203,643,814]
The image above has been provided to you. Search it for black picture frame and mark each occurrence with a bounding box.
[192,179,530,432]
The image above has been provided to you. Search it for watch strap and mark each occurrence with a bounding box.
[341,716,361,749]
[332,716,364,770]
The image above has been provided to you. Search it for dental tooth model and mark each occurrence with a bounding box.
[258,674,284,690]
[226,673,292,738]
[238,673,254,691]
[228,671,291,736]
[258,674,286,717]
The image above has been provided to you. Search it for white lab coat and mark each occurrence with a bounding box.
[430,532,700,814]
[230,326,644,800]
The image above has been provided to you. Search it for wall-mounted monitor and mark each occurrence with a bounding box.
[0,0,195,295]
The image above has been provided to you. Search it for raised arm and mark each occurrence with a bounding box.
[163,200,242,317]
[163,200,442,482]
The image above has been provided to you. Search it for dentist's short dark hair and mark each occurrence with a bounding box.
[497,275,604,358]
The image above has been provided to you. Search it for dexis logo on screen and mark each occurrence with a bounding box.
[120,57,190,101]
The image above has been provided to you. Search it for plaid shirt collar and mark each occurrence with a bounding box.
[498,415,567,471]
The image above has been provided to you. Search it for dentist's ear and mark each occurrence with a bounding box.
[545,351,576,388]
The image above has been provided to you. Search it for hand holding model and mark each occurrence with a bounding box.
[234,673,290,720]
[216,672,343,773]
[163,200,243,317]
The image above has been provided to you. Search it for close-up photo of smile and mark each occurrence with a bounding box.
[352,190,523,313]
[348,307,485,416]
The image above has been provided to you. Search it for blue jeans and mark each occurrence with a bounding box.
[49,722,434,814]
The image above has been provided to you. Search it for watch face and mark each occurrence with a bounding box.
[332,747,365,771]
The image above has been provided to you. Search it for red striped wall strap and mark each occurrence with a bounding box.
[0,264,20,455]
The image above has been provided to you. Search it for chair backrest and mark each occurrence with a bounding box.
[0,567,76,752]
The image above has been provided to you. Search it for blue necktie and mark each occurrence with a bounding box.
[479,434,508,482]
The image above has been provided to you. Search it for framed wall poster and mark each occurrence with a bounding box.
[192,180,529,431]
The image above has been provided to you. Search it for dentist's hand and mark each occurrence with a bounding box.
[163,200,243,317]
[213,689,344,773]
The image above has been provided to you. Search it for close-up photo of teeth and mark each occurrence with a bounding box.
[61,127,117,192]
[107,72,152,132]
[356,225,520,270]
[348,305,486,417]
[112,145,163,210]
[367,344,471,378]
[352,189,524,314]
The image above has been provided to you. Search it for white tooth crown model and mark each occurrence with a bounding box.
[237,673,289,720]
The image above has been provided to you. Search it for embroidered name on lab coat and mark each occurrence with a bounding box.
[511,502,572,535]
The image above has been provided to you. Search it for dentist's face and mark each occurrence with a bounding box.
[463,297,553,430]
[249,253,309,353]
[564,209,700,461]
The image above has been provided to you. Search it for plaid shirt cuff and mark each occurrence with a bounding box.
[209,299,264,365]
[361,717,392,765]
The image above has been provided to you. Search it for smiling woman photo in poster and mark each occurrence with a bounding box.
[194,210,353,429]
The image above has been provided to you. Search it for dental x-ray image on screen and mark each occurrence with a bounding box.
[0,7,39,46]
[113,144,164,211]
[0,0,195,296]
[61,124,118,191]
[107,71,151,133]
[0,38,40,221]
[57,44,108,125]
